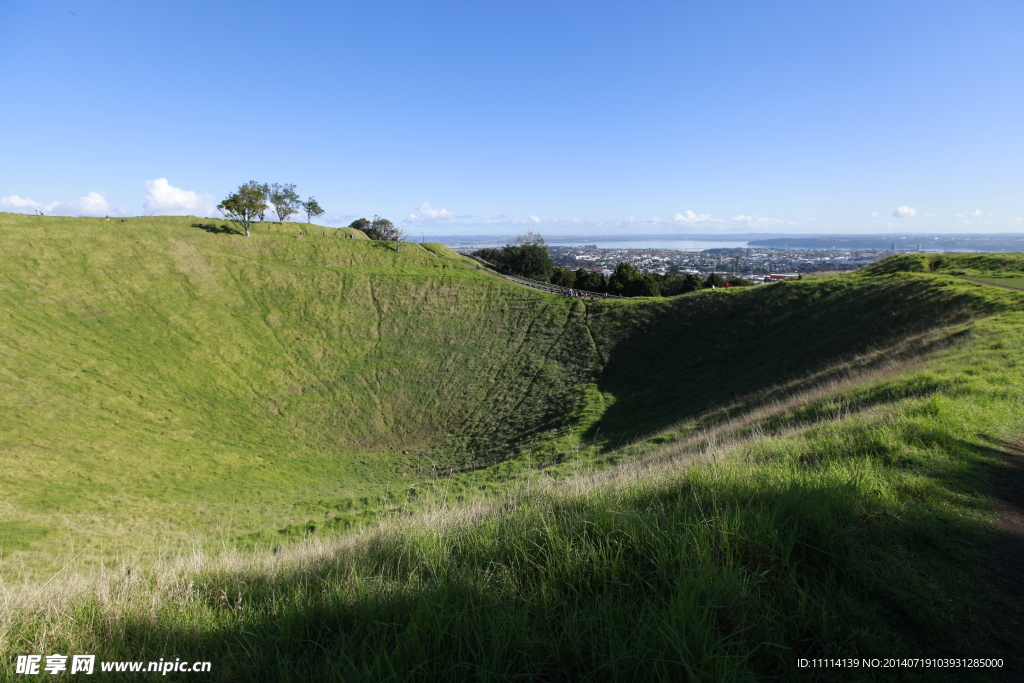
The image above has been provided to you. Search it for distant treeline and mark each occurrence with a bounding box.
[473,233,752,297]
[551,265,750,297]
[472,243,554,281]
[472,244,750,297]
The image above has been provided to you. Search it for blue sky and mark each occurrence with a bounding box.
[1,0,1022,235]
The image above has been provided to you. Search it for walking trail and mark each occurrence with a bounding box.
[957,277,1024,292]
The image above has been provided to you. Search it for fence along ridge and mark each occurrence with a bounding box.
[463,255,627,299]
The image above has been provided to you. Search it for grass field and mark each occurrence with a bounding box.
[0,213,598,573]
[2,217,1023,680]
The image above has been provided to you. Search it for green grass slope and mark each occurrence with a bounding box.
[0,213,597,570]
[3,256,1024,680]
[4,214,1022,574]
[4,212,1024,678]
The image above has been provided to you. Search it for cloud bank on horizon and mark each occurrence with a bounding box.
[0,192,125,217]
[0,179,216,219]
[1,184,1018,236]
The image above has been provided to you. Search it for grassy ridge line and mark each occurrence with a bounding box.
[865,251,1024,279]
[4,306,1022,681]
[0,214,595,573]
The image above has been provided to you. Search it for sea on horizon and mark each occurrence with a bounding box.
[441,239,751,251]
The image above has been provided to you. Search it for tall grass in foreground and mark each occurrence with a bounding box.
[3,314,1021,681]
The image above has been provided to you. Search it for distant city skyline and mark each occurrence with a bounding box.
[2,1,1022,235]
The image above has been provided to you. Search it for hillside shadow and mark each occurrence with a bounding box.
[87,435,1023,680]
[581,277,984,448]
[191,222,239,235]
[980,439,1024,666]
[369,239,403,253]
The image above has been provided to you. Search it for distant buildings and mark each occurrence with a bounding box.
[455,244,906,282]
[539,246,889,281]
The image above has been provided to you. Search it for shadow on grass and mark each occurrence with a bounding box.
[976,439,1024,666]
[191,222,239,235]
[57,432,1022,681]
[581,276,990,450]
[368,239,404,253]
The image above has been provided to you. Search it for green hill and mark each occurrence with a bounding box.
[3,214,1024,679]
[0,213,597,569]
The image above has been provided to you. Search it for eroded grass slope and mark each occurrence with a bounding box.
[5,296,1023,681]
[0,214,595,569]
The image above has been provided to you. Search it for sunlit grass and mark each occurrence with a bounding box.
[4,316,1021,679]
[2,213,1023,679]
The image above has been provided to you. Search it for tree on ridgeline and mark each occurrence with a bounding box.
[507,243,554,280]
[269,183,301,223]
[302,197,325,224]
[368,215,396,240]
[657,273,684,296]
[657,272,704,296]
[606,262,637,295]
[472,247,504,265]
[385,221,408,252]
[606,262,661,297]
[350,215,408,250]
[505,232,553,280]
[637,274,661,296]
[574,268,607,292]
[471,232,553,280]
[349,218,371,234]
[513,230,546,247]
[551,267,576,288]
[256,183,270,222]
[217,181,267,237]
[362,216,393,239]
[681,273,704,293]
[704,273,727,289]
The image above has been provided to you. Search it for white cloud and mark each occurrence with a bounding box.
[52,192,113,217]
[869,212,879,217]
[528,215,540,224]
[892,206,916,218]
[144,178,216,216]
[0,194,43,211]
[732,214,787,226]
[2,192,118,217]
[673,210,721,223]
[407,201,457,222]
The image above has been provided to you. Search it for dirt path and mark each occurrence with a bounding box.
[956,277,1024,292]
[459,255,609,298]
